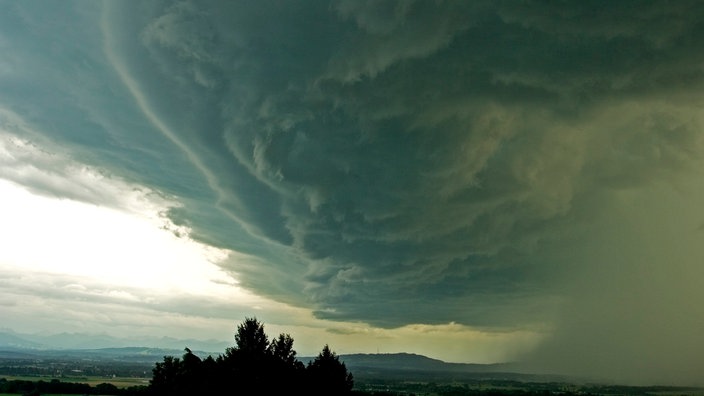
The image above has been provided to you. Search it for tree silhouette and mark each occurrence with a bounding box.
[147,317,353,394]
[234,317,269,355]
[269,333,306,391]
[307,344,354,395]
[179,348,203,395]
[149,348,206,396]
[218,317,271,390]
[149,355,182,395]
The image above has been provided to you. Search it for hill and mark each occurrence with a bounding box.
[333,353,572,384]
[340,352,515,372]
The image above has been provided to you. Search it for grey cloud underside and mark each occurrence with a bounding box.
[5,1,704,334]
[123,0,704,328]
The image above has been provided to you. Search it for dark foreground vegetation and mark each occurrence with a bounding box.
[0,377,133,395]
[148,317,353,395]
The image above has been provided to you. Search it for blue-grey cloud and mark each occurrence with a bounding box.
[2,0,704,383]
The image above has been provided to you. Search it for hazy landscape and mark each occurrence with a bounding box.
[3,349,704,395]
[2,1,704,393]
[2,326,703,395]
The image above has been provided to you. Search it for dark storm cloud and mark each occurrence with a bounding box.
[122,0,704,328]
[12,0,704,325]
[3,0,704,382]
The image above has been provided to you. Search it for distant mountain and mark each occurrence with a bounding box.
[340,352,445,369]
[0,330,228,353]
[338,352,518,373]
[0,346,159,362]
[0,331,47,349]
[329,353,567,383]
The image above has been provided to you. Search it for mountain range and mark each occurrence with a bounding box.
[0,329,229,353]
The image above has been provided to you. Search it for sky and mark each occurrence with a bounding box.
[1,0,704,385]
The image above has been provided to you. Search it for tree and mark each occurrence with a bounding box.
[307,344,354,395]
[234,316,269,356]
[269,333,299,367]
[221,317,274,391]
[150,349,205,396]
[179,348,203,395]
[150,355,181,395]
[94,382,119,395]
[269,333,305,392]
[145,317,353,395]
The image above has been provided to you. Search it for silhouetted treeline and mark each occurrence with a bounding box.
[0,378,88,395]
[0,377,147,395]
[149,317,353,395]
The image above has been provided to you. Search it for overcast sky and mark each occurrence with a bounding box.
[1,0,704,385]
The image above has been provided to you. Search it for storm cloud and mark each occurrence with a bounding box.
[2,0,704,384]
